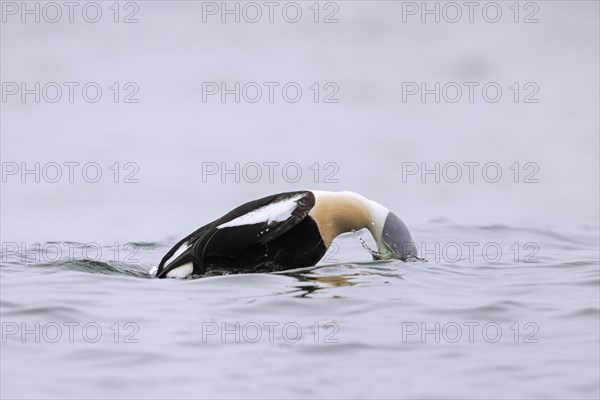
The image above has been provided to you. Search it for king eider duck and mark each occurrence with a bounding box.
[155,190,417,278]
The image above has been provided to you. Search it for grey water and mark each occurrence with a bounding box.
[1,223,599,399]
[2,0,599,398]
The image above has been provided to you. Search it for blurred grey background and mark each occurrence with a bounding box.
[1,0,598,243]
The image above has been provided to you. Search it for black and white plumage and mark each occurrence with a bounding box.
[154,190,417,278]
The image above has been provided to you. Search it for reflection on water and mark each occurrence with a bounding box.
[285,267,361,298]
[282,262,413,298]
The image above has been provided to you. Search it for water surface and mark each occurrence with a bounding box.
[2,223,598,399]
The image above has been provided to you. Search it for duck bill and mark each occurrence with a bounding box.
[381,212,418,260]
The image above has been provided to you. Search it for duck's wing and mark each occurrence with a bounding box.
[156,191,315,277]
[201,190,315,257]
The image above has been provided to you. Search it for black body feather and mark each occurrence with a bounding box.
[156,191,325,278]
